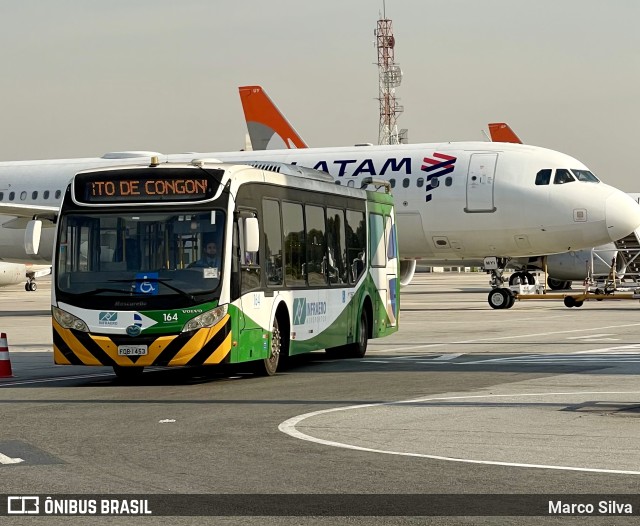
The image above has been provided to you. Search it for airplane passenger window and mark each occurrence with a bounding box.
[44,191,50,199]
[402,178,410,188]
[445,177,453,187]
[0,192,3,200]
[389,179,396,188]
[554,169,575,184]
[417,178,424,188]
[571,169,600,183]
[431,177,439,188]
[9,192,15,201]
[535,169,552,185]
[20,191,26,200]
[55,190,62,199]
[32,191,38,200]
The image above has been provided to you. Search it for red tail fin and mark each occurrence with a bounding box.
[488,123,522,144]
[239,86,308,150]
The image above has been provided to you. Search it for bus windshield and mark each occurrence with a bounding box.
[56,209,226,307]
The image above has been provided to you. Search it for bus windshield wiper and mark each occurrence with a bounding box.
[108,278,196,302]
[79,287,143,296]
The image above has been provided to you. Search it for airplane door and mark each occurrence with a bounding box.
[465,153,497,213]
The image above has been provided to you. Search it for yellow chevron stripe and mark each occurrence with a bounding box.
[135,336,177,367]
[203,332,232,364]
[53,320,102,366]
[168,315,230,366]
[53,346,72,365]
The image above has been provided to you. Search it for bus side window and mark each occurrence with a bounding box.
[346,209,366,283]
[263,199,283,286]
[305,204,326,287]
[239,211,261,294]
[282,202,306,287]
[326,207,346,284]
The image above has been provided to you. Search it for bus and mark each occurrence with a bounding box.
[44,158,399,378]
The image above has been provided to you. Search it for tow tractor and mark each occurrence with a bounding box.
[487,254,640,309]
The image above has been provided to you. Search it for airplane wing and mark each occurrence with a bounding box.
[239,85,309,150]
[488,123,523,144]
[0,203,58,228]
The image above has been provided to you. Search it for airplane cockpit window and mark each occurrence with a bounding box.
[554,169,575,184]
[571,169,600,183]
[535,169,552,185]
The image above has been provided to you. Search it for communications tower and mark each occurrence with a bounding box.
[375,4,407,145]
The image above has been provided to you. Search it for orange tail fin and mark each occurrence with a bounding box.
[488,123,522,144]
[239,86,308,150]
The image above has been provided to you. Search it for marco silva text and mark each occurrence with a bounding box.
[549,500,634,515]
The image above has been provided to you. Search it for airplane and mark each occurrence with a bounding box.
[487,122,624,289]
[239,87,631,290]
[1,108,639,305]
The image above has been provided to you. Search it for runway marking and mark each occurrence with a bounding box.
[0,452,24,465]
[279,391,640,475]
[368,321,640,354]
[0,372,115,387]
[432,353,463,361]
[566,334,615,340]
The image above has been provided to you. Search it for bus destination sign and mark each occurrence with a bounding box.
[74,168,221,204]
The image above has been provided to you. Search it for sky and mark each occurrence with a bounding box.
[0,0,638,190]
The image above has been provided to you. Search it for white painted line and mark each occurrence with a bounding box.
[278,391,640,475]
[432,353,463,361]
[371,321,640,354]
[0,452,24,465]
[0,372,115,387]
[361,360,391,364]
[566,334,615,340]
[575,344,640,354]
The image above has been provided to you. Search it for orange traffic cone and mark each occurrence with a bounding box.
[0,333,13,378]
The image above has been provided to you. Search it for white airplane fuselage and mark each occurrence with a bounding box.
[0,142,638,272]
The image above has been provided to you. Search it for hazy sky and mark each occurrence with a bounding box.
[1,0,638,190]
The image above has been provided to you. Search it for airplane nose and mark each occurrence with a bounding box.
[605,192,640,241]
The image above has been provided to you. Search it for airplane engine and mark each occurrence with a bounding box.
[0,262,26,287]
[399,259,417,287]
[527,245,618,289]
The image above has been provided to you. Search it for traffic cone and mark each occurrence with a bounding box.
[0,333,13,378]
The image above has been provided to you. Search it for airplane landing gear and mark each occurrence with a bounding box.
[25,280,37,292]
[488,288,515,309]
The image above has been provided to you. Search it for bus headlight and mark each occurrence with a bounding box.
[52,306,89,332]
[182,305,228,332]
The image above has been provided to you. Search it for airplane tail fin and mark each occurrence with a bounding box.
[239,86,309,150]
[488,123,522,144]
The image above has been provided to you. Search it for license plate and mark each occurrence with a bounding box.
[118,345,148,356]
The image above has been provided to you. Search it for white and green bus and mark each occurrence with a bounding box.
[48,159,399,378]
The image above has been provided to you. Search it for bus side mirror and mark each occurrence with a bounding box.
[25,219,42,255]
[245,217,259,253]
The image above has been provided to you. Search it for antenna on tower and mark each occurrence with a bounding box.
[375,3,406,145]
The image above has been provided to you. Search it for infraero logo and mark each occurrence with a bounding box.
[293,298,306,325]
[421,153,457,202]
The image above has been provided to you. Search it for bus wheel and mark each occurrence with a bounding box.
[349,311,369,358]
[257,318,281,376]
[113,365,144,380]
